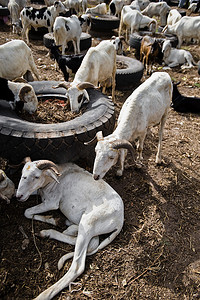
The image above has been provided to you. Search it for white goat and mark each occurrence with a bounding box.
[1,77,38,114]
[130,0,150,11]
[8,0,21,33]
[53,15,82,55]
[188,2,200,13]
[167,8,182,26]
[110,35,125,55]
[141,1,171,26]
[0,170,15,204]
[0,40,40,81]
[109,0,127,18]
[20,1,66,44]
[79,0,87,13]
[162,40,197,69]
[119,5,157,41]
[0,0,28,10]
[16,157,124,300]
[86,2,107,14]
[90,72,172,180]
[53,40,116,113]
[63,0,80,12]
[162,16,200,48]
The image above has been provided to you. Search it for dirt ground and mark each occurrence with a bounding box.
[0,6,200,300]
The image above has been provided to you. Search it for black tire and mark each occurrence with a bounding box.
[90,14,120,31]
[43,32,92,52]
[0,81,115,165]
[29,27,49,41]
[0,6,9,16]
[116,55,144,90]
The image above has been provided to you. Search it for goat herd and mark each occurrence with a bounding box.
[0,0,200,298]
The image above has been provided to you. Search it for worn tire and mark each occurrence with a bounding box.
[0,6,9,16]
[90,14,120,31]
[116,55,144,90]
[29,27,48,41]
[0,81,115,165]
[43,32,92,52]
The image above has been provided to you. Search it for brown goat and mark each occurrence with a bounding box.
[140,35,162,75]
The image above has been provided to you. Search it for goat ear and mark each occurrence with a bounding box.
[45,169,60,183]
[19,85,32,102]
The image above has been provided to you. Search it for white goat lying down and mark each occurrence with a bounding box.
[162,40,197,69]
[89,72,172,180]
[16,158,124,300]
[0,170,15,204]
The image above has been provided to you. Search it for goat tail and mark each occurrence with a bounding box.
[58,252,74,270]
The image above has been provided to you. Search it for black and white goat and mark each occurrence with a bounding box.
[172,82,200,113]
[49,44,85,81]
[20,1,66,44]
[0,77,38,114]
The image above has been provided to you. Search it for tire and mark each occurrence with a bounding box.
[29,27,48,41]
[116,55,144,90]
[0,81,115,165]
[90,14,120,31]
[43,32,92,52]
[0,6,9,16]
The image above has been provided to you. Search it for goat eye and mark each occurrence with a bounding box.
[35,176,40,179]
[78,95,83,104]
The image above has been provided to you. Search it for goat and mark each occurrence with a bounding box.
[130,0,150,11]
[53,40,116,113]
[88,72,172,180]
[79,0,87,13]
[0,77,38,114]
[49,44,85,81]
[162,16,200,48]
[0,170,15,204]
[119,5,157,41]
[53,15,82,55]
[86,3,107,14]
[63,0,79,13]
[172,82,200,113]
[20,1,66,44]
[109,0,127,18]
[162,40,197,69]
[78,13,91,33]
[8,0,21,34]
[110,35,125,55]
[16,157,124,300]
[0,0,28,10]
[188,2,200,12]
[140,35,162,74]
[141,2,171,26]
[0,39,40,81]
[167,9,182,26]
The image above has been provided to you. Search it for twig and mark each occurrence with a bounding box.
[30,216,42,272]
[128,245,164,284]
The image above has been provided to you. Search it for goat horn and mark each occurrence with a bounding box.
[0,171,5,182]
[8,156,32,169]
[77,82,96,90]
[13,77,28,83]
[52,82,70,90]
[36,160,61,176]
[173,81,181,86]
[84,131,104,145]
[112,139,134,158]
[19,85,32,102]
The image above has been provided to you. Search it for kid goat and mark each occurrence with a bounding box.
[89,72,172,180]
[16,157,124,300]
